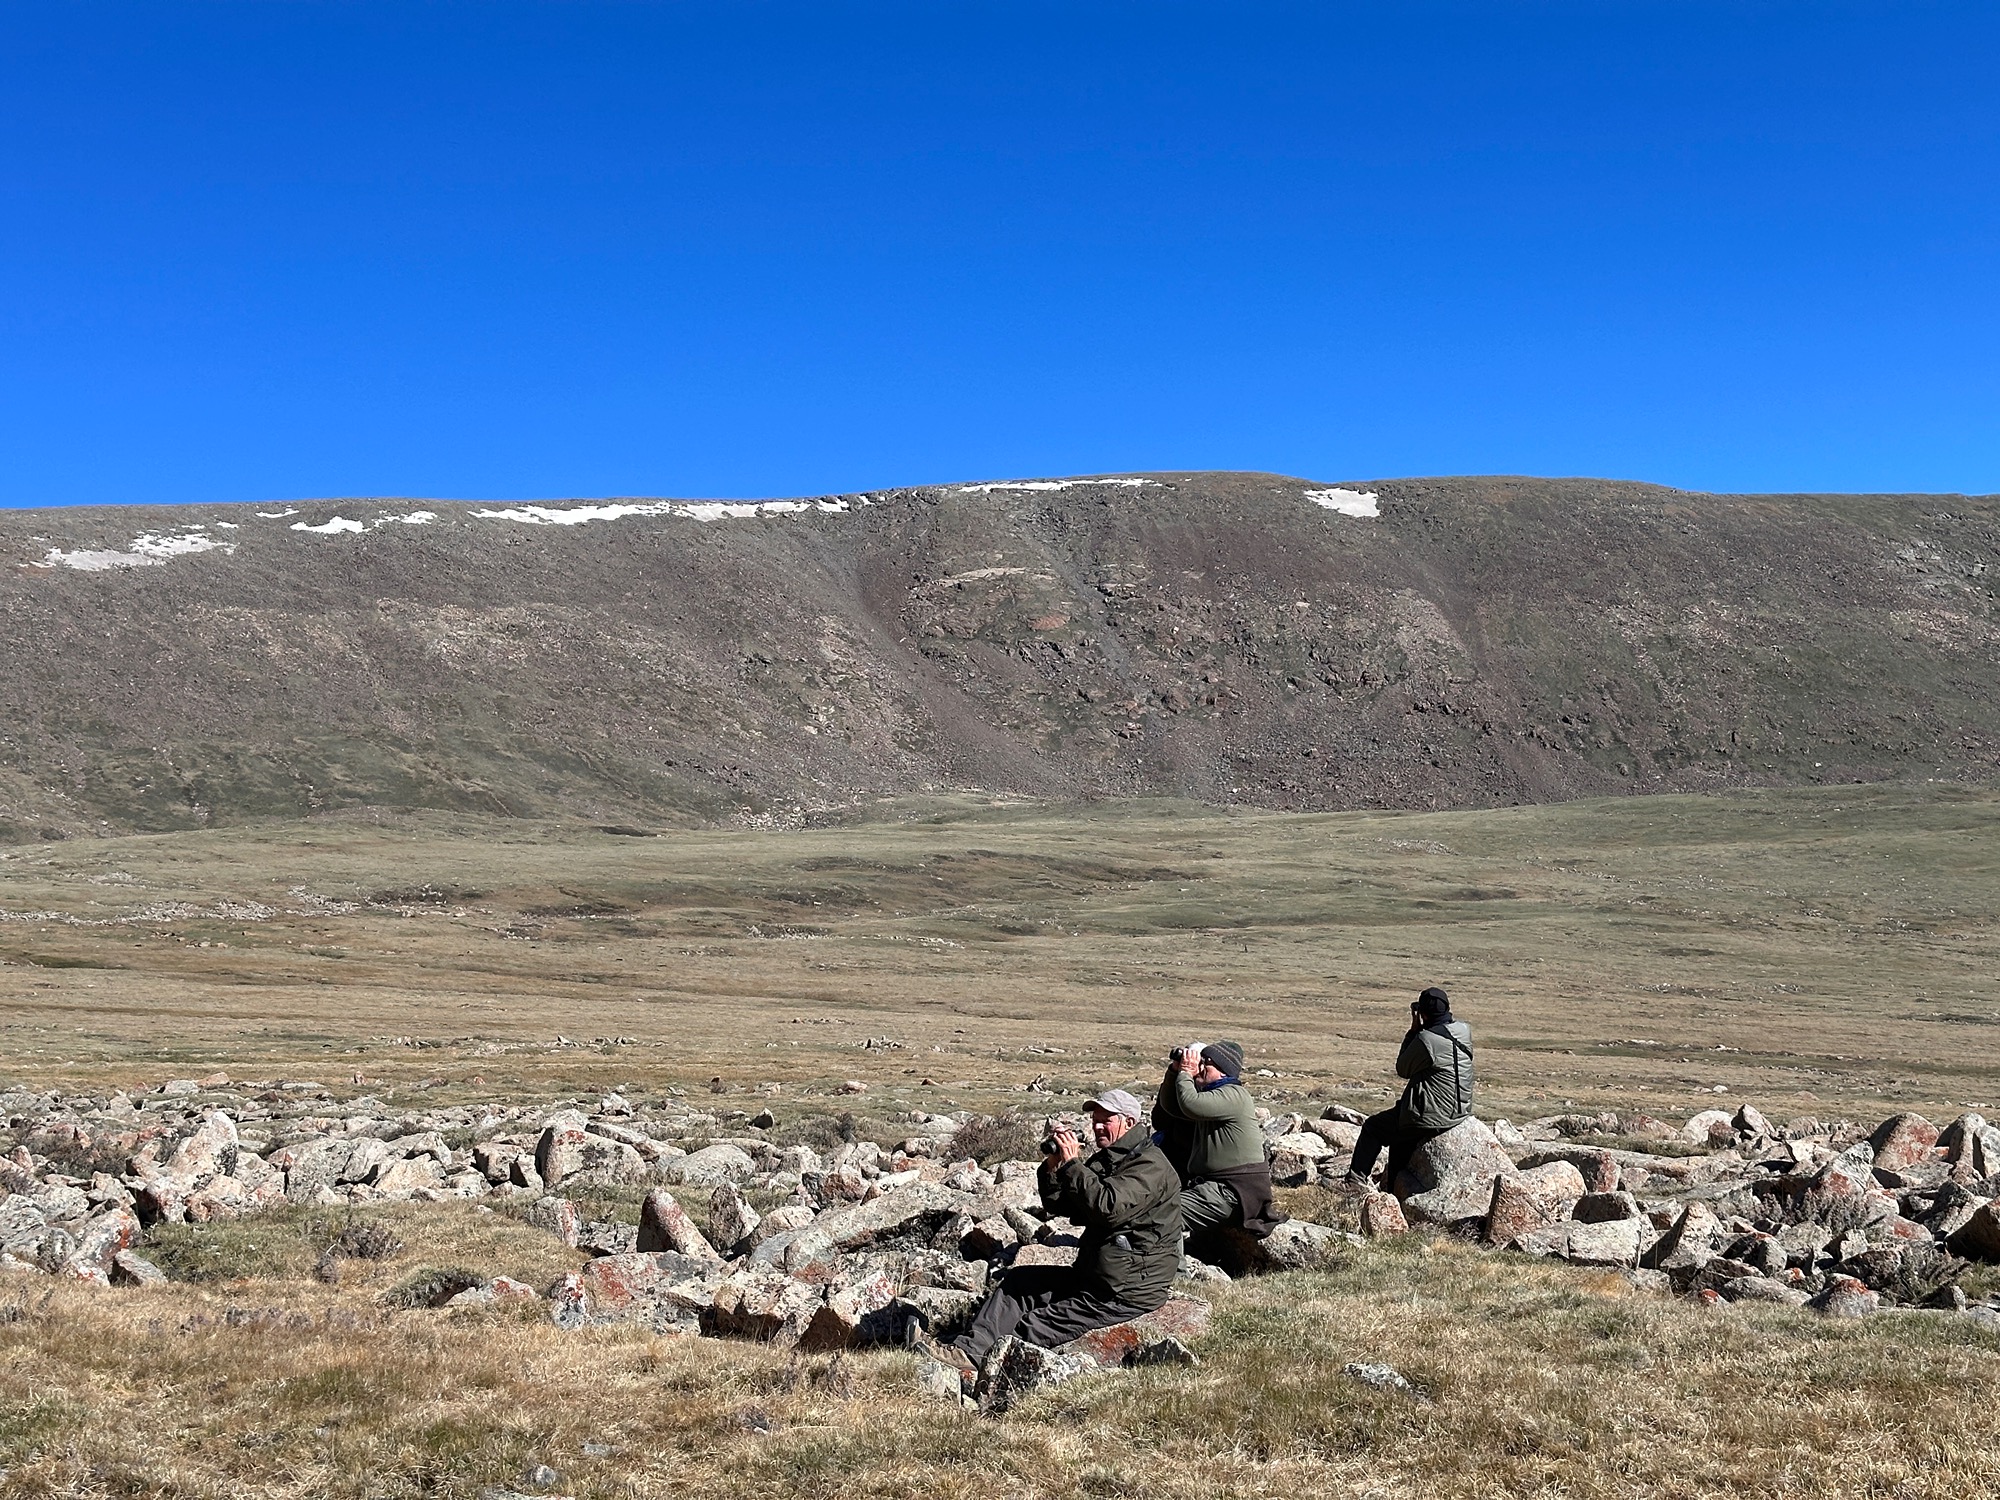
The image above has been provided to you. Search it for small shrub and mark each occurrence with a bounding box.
[951,1113,1041,1166]
[1882,1244,1969,1306]
[770,1114,845,1152]
[338,1221,404,1261]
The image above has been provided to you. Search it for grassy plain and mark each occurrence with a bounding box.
[4,783,2000,1498]
[3,781,1998,1121]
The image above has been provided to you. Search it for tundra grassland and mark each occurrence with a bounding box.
[3,782,2000,1498]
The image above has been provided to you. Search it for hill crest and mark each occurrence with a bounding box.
[3,471,1997,838]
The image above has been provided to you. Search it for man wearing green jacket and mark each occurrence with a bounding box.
[1349,986,1475,1192]
[1153,1040,1284,1243]
[940,1087,1183,1371]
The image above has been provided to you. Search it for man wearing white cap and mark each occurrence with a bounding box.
[936,1086,1183,1374]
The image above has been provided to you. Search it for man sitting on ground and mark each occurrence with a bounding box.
[1153,1040,1285,1252]
[926,1088,1181,1377]
[1348,986,1474,1192]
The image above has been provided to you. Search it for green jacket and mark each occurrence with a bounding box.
[1153,1069,1267,1178]
[1039,1129,1182,1309]
[1396,1020,1474,1129]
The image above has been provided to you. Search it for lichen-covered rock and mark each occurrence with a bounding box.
[1946,1202,2000,1261]
[1722,1276,1808,1306]
[1807,1274,1879,1318]
[552,1250,727,1333]
[1515,1160,1589,1207]
[1360,1191,1407,1238]
[1058,1294,1210,1366]
[708,1182,762,1255]
[709,1264,826,1347]
[815,1183,972,1252]
[1563,1217,1647,1267]
[1572,1191,1642,1224]
[1869,1113,1940,1172]
[1398,1118,1519,1226]
[522,1195,582,1248]
[1482,1173,1551,1247]
[663,1144,759,1188]
[637,1189,721,1262]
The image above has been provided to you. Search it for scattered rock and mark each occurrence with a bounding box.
[1344,1361,1418,1395]
[1807,1275,1879,1318]
[1869,1113,1940,1172]
[1482,1173,1551,1247]
[1359,1191,1407,1238]
[977,1335,1093,1414]
[637,1190,722,1262]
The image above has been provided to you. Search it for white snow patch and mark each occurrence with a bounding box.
[130,531,233,559]
[257,509,300,519]
[215,522,239,530]
[956,478,1158,494]
[1303,487,1380,518]
[40,548,162,571]
[290,516,366,535]
[471,498,829,527]
[38,528,237,571]
[385,511,437,525]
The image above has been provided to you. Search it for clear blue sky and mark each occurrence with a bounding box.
[3,2,1995,506]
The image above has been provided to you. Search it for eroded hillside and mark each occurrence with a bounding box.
[3,473,1997,837]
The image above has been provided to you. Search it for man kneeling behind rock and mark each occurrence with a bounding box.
[921,1088,1182,1381]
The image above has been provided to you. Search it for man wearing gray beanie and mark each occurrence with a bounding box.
[1153,1038,1283,1256]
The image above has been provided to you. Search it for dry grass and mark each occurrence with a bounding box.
[5,784,2000,1496]
[3,1235,1998,1499]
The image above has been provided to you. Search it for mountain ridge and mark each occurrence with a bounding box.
[4,471,1997,840]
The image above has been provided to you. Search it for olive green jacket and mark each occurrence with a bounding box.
[1153,1069,1267,1177]
[1396,1020,1474,1129]
[1039,1129,1182,1308]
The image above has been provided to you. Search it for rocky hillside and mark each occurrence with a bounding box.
[2,473,1996,838]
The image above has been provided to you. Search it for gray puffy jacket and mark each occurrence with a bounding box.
[1395,1020,1473,1129]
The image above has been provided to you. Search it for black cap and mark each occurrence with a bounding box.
[1416,987,1451,1020]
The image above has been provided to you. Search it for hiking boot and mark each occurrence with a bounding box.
[907,1326,976,1376]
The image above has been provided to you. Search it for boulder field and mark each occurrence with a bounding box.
[6,1079,1998,1406]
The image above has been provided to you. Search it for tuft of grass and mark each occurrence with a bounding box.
[382,1266,486,1310]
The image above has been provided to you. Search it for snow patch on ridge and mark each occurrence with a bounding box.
[289,511,437,535]
[471,498,849,526]
[1303,487,1380,518]
[956,478,1158,494]
[38,529,237,571]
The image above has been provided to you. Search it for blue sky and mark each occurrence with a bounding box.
[2,1,1995,506]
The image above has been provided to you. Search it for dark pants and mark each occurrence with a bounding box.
[1350,1110,1446,1190]
[950,1266,1154,1367]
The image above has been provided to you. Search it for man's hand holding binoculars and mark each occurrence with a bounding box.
[1043,1123,1082,1165]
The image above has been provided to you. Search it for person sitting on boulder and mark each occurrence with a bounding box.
[925,1088,1182,1377]
[1153,1040,1285,1253]
[1347,987,1474,1193]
